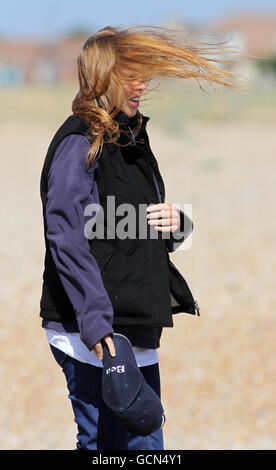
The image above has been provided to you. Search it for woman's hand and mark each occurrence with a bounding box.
[93,335,116,360]
[146,203,180,232]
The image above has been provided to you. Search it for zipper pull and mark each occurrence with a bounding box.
[127,126,136,145]
[194,300,200,316]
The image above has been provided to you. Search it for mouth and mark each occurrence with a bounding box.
[129,96,140,107]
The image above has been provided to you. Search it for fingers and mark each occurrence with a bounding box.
[154,224,179,232]
[93,335,116,361]
[146,203,171,212]
[146,203,180,232]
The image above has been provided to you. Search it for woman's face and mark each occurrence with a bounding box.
[121,78,148,117]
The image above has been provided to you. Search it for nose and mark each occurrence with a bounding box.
[134,80,147,90]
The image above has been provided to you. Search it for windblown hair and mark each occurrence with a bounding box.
[72,24,245,168]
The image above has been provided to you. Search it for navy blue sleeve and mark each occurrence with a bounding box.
[45,133,114,350]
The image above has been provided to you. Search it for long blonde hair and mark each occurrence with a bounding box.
[72,24,245,168]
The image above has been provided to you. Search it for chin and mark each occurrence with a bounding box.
[122,107,138,118]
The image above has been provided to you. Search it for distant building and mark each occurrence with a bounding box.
[164,11,276,81]
[207,11,276,56]
[1,13,276,86]
[206,11,276,82]
[0,36,85,86]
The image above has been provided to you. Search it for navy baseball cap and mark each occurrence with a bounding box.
[101,333,166,436]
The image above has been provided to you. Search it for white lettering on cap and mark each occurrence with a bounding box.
[106,365,125,374]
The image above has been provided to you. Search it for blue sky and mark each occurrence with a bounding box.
[1,0,276,40]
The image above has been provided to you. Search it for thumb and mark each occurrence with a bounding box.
[104,335,116,357]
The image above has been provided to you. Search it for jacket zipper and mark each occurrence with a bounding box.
[127,126,136,145]
[194,300,200,316]
[128,123,200,318]
[131,130,162,203]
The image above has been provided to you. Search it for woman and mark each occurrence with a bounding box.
[39,25,240,450]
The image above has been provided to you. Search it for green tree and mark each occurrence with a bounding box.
[255,54,276,77]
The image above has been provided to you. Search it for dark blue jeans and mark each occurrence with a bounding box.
[50,344,164,450]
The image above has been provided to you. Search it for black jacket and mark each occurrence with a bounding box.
[40,111,199,339]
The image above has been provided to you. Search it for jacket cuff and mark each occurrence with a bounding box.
[166,209,194,253]
[80,323,114,351]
